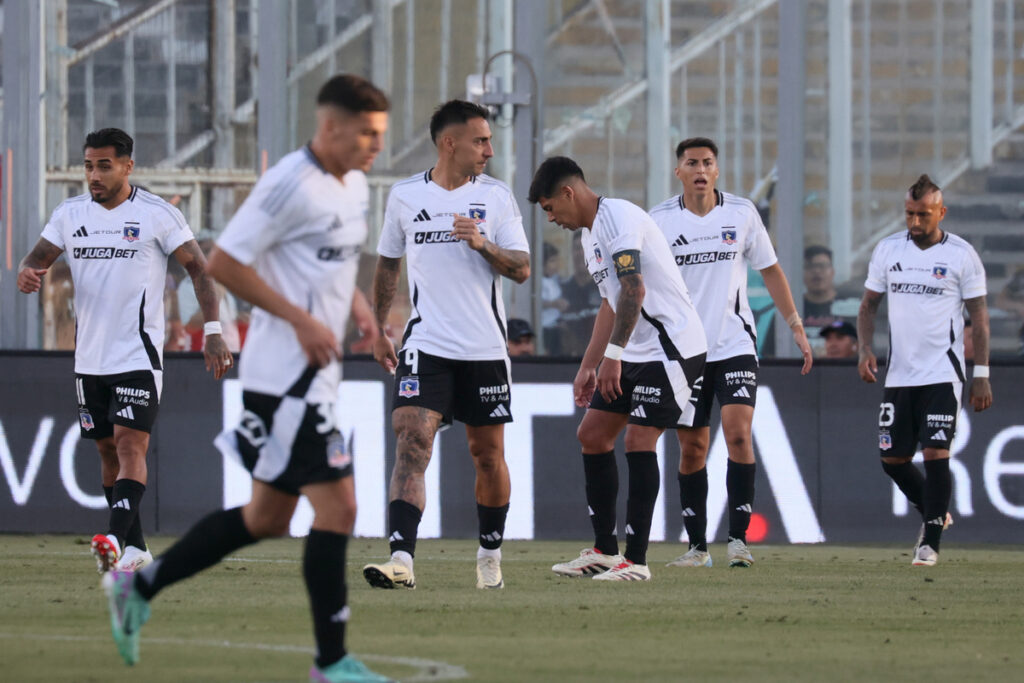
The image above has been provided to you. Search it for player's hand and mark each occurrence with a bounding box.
[373,334,399,375]
[203,334,234,380]
[793,326,813,375]
[858,349,878,383]
[17,267,48,294]
[293,313,341,368]
[969,377,992,412]
[573,366,598,408]
[349,316,380,354]
[451,214,486,251]
[596,358,623,403]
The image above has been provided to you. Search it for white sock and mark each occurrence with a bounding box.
[391,550,413,570]
[477,546,501,561]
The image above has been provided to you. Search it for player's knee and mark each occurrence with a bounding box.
[471,448,504,473]
[723,428,751,452]
[576,423,609,453]
[250,515,291,539]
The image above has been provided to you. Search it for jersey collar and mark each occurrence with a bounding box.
[303,143,329,174]
[678,189,723,211]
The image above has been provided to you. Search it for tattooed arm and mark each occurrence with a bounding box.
[964,295,992,412]
[371,255,403,374]
[596,270,646,402]
[17,238,64,294]
[451,214,531,283]
[173,239,233,379]
[857,289,883,383]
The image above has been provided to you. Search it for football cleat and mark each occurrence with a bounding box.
[592,560,651,582]
[551,548,623,577]
[102,570,150,666]
[476,555,504,589]
[912,544,939,567]
[116,545,153,572]
[362,559,416,590]
[666,546,713,568]
[91,533,121,574]
[310,654,395,682]
[727,538,754,568]
[914,512,953,552]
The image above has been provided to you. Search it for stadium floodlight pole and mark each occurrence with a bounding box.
[475,50,544,352]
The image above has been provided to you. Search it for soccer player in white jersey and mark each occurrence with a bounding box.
[529,156,708,582]
[649,137,812,569]
[98,76,393,683]
[364,100,530,591]
[858,174,992,567]
[17,128,232,575]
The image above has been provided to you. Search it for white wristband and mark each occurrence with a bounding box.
[604,343,624,360]
[203,321,223,336]
[786,312,803,329]
[973,365,989,379]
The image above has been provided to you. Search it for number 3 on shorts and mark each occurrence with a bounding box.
[878,402,895,427]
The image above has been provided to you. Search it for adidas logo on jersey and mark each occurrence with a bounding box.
[735,503,753,513]
[672,235,689,246]
[73,226,89,238]
[489,404,510,418]
[115,406,135,421]
[889,262,903,272]
[630,405,647,419]
[412,209,432,222]
[112,498,131,510]
[733,386,751,398]
[931,429,947,441]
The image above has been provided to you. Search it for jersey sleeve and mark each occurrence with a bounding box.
[959,245,987,300]
[490,191,530,253]
[375,188,407,259]
[864,241,888,293]
[40,203,68,250]
[595,203,643,257]
[217,169,307,265]
[744,209,778,270]
[156,201,195,255]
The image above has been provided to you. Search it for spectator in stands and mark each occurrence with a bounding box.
[995,266,1024,355]
[803,245,838,328]
[559,236,603,356]
[541,242,569,354]
[506,318,536,357]
[820,320,858,359]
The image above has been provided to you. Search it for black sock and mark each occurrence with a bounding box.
[107,479,145,550]
[678,468,708,551]
[583,450,619,556]
[477,503,509,550]
[135,507,256,601]
[304,530,349,669]
[727,461,756,543]
[103,485,114,506]
[388,499,422,557]
[881,460,926,518]
[624,451,659,566]
[106,483,146,550]
[922,459,952,551]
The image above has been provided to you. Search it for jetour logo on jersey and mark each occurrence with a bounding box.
[721,228,737,244]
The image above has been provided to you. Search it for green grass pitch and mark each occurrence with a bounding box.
[1,535,1021,682]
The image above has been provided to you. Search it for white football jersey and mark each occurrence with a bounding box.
[377,170,530,360]
[580,198,707,363]
[217,146,368,403]
[650,190,777,362]
[865,230,986,387]
[40,186,193,376]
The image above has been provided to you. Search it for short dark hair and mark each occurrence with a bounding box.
[316,74,390,113]
[804,245,833,262]
[908,173,941,200]
[528,156,585,204]
[675,136,718,160]
[429,99,490,144]
[83,128,133,158]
